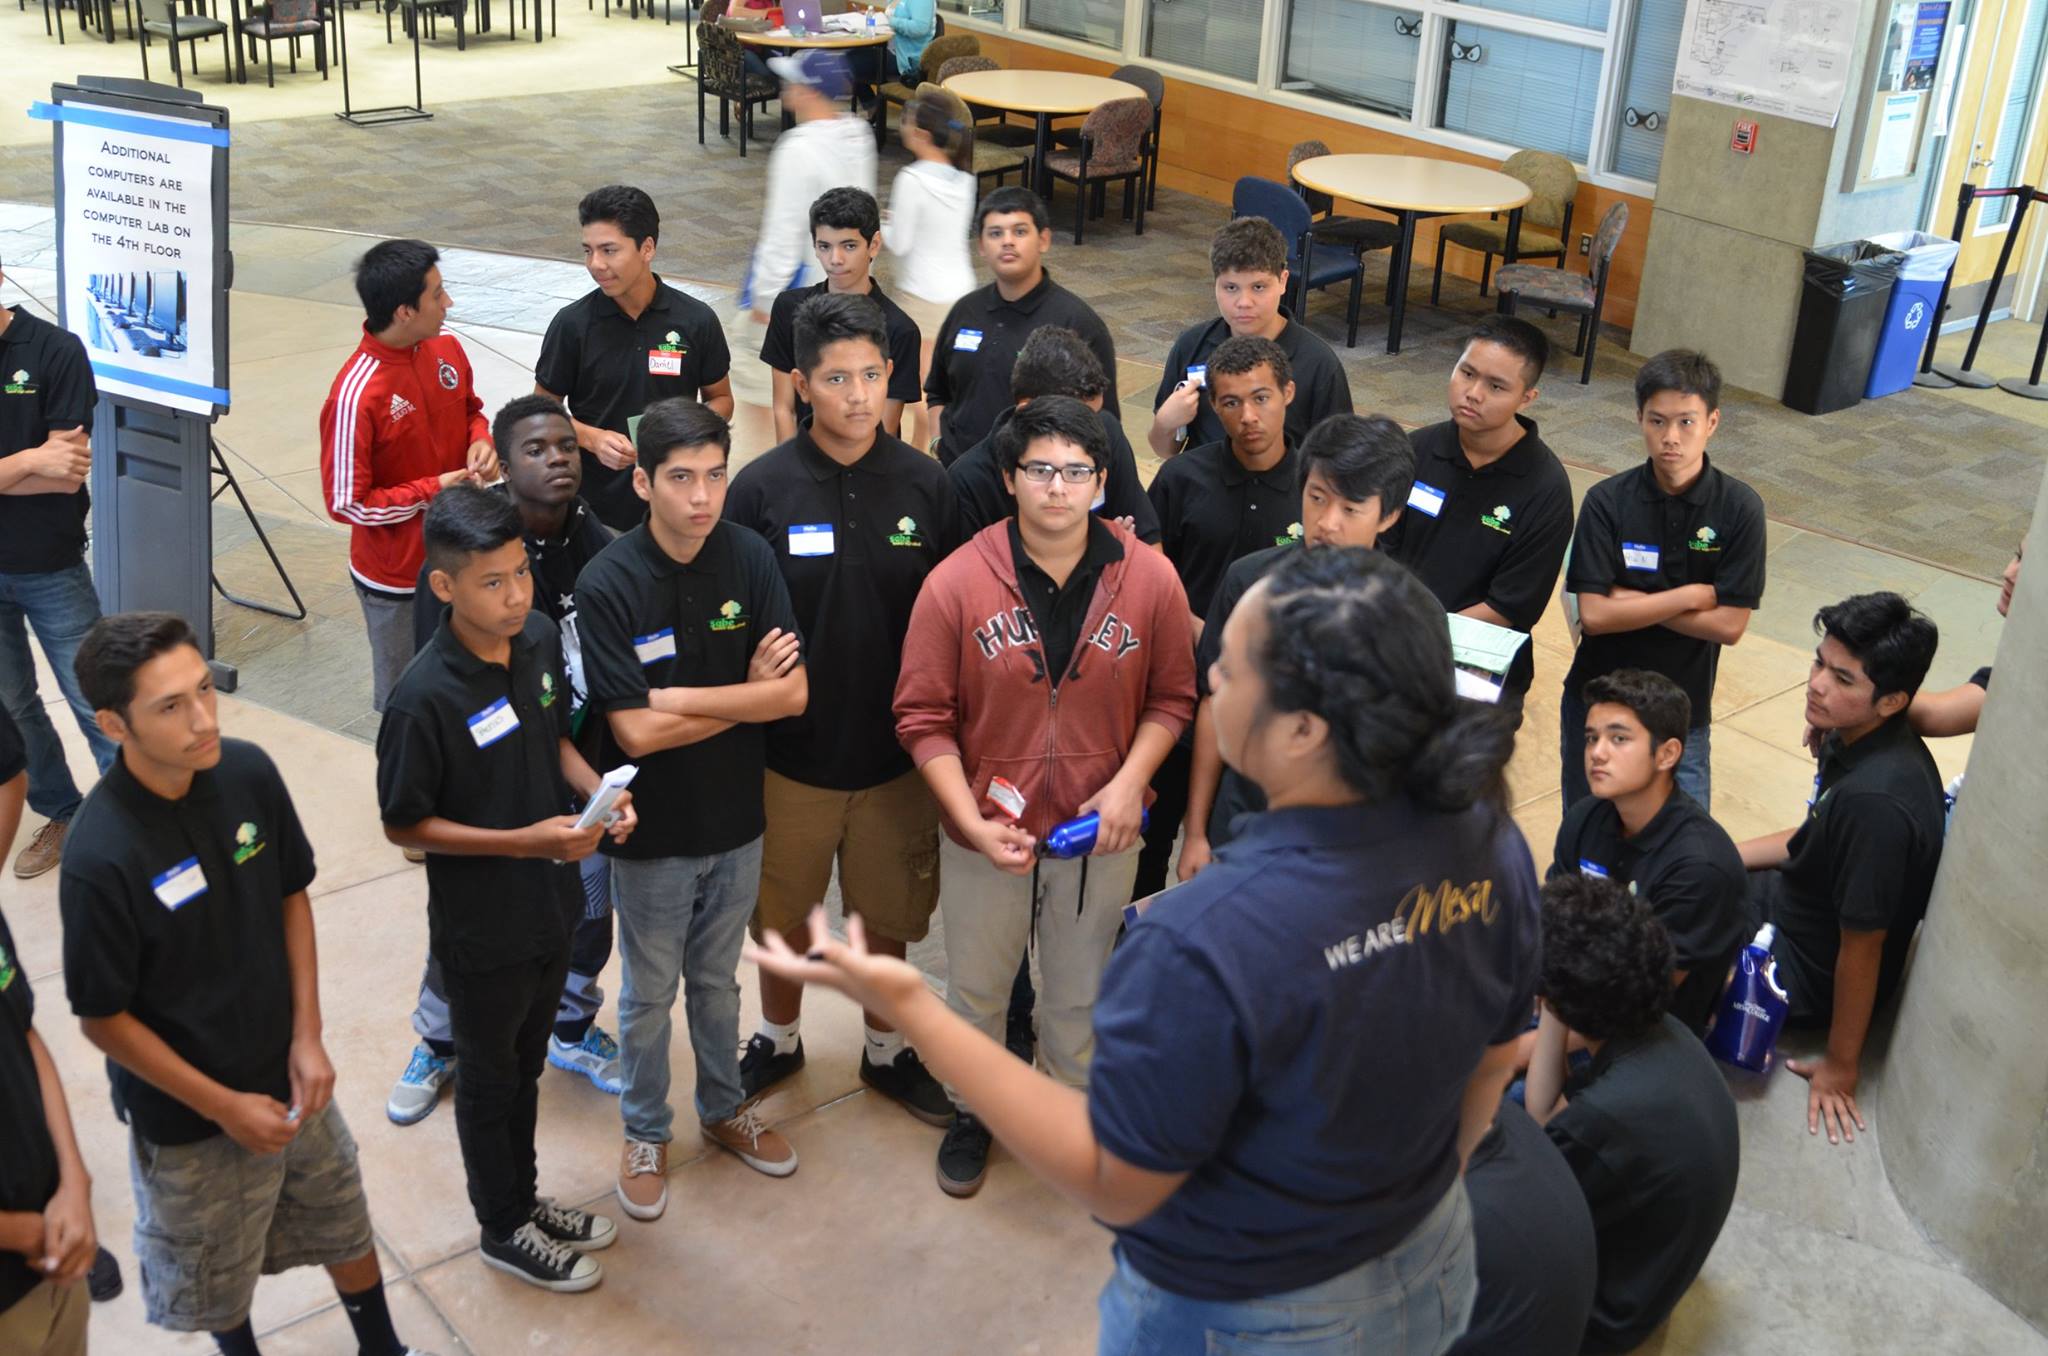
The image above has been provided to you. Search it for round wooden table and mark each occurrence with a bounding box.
[943,69,1149,203]
[1290,153,1533,354]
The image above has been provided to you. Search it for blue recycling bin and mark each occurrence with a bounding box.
[1864,230,1961,398]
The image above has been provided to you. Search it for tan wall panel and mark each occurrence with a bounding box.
[963,29,1650,328]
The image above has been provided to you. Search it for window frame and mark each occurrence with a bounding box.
[949,0,1667,196]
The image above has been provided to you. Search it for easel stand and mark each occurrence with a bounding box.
[336,0,432,126]
[1928,182,2032,389]
[210,438,307,620]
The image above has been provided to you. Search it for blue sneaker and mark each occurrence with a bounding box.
[386,1043,456,1125]
[548,1027,624,1095]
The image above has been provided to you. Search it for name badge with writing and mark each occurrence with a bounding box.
[152,857,208,911]
[634,628,678,665]
[789,524,836,557]
[1185,363,1207,389]
[953,328,984,353]
[467,697,521,749]
[1621,541,1661,572]
[1407,481,1446,518]
[648,349,683,377]
[1578,859,1610,879]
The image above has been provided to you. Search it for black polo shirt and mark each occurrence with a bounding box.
[576,520,800,859]
[1758,714,1945,1023]
[1194,542,1293,844]
[923,271,1121,464]
[378,611,581,973]
[1148,438,1302,620]
[1011,515,1123,687]
[0,306,95,574]
[535,279,731,531]
[1385,416,1573,699]
[0,906,57,1318]
[757,280,924,427]
[60,739,316,1147]
[1447,1101,1598,1356]
[1546,1013,1740,1355]
[1153,313,1353,453]
[949,404,1160,543]
[1563,457,1767,722]
[1548,789,1750,1033]
[724,428,955,790]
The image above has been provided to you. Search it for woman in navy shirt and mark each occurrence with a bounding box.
[751,548,1540,1353]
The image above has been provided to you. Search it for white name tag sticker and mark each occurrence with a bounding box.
[1621,541,1661,572]
[633,628,678,665]
[152,856,208,911]
[647,349,683,377]
[953,328,984,352]
[467,696,521,749]
[1578,858,1610,879]
[789,523,836,557]
[1185,363,1207,388]
[1407,481,1446,518]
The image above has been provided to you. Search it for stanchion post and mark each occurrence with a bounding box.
[1933,185,2032,389]
[1995,187,2048,402]
[1913,182,1974,389]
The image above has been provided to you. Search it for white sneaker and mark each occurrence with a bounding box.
[547,1027,624,1095]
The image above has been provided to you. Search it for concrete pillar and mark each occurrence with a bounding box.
[1881,473,2048,1334]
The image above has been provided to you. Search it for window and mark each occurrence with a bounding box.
[1608,0,1682,181]
[1434,20,1601,163]
[1449,0,1606,30]
[1024,0,1126,47]
[1144,0,1265,81]
[1985,0,2048,225]
[1280,0,1425,118]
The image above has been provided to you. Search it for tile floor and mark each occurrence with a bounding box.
[1,219,2038,1350]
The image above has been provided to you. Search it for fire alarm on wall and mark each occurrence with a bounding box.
[1732,119,1759,154]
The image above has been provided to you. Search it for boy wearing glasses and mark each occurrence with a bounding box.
[895,395,1196,1200]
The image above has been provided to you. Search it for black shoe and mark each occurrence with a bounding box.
[530,1196,618,1252]
[88,1247,122,1302]
[860,1047,955,1127]
[479,1221,602,1293]
[738,1033,805,1100]
[936,1112,992,1198]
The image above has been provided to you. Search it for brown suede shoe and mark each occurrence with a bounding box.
[702,1108,798,1178]
[617,1138,669,1221]
[13,820,65,879]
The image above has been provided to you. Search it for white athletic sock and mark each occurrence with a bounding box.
[864,1024,905,1065]
[759,1017,801,1056]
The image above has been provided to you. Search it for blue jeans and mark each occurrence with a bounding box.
[611,838,763,1141]
[0,562,117,821]
[1097,1181,1475,1355]
[1560,685,1711,812]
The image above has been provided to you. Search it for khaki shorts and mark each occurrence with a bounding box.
[720,305,776,410]
[0,1278,87,1356]
[129,1103,374,1333]
[756,768,941,944]
[893,289,956,338]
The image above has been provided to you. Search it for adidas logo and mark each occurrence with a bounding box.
[389,393,417,421]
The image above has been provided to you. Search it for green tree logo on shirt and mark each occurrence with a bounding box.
[1480,504,1514,536]
[0,940,15,992]
[661,330,686,354]
[1689,525,1721,553]
[232,821,267,866]
[889,516,926,548]
[1277,521,1304,546]
[709,599,749,632]
[3,369,33,396]
[540,671,558,708]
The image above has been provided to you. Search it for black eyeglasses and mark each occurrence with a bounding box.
[1016,462,1101,484]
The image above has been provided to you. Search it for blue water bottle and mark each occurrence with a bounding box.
[1038,808,1149,859]
[1705,924,1790,1073]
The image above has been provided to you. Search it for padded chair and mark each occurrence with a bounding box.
[1288,140,1401,262]
[917,83,1031,192]
[1041,96,1150,244]
[1233,176,1363,348]
[698,19,778,156]
[873,32,978,146]
[1495,200,1627,385]
[385,0,466,48]
[241,0,326,84]
[1432,149,1577,303]
[137,0,230,86]
[1054,64,1163,203]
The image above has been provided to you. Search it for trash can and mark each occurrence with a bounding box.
[1782,240,1905,415]
[1863,230,1961,398]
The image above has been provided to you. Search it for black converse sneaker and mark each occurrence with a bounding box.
[480,1221,603,1292]
[936,1111,993,1198]
[860,1046,956,1127]
[739,1033,806,1100]
[530,1197,617,1252]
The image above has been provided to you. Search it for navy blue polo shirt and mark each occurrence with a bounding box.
[1089,798,1542,1300]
